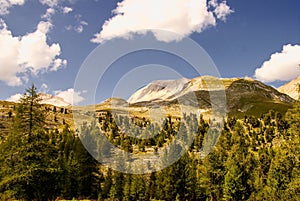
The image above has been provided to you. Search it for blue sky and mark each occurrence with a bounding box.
[0,0,300,104]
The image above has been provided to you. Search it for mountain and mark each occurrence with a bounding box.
[7,93,71,107]
[127,76,295,117]
[128,78,190,103]
[128,76,234,104]
[278,76,300,100]
[38,94,71,107]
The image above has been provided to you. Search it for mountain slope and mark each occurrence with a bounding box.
[278,76,300,100]
[128,78,190,103]
[128,76,235,104]
[128,76,294,117]
[224,79,294,116]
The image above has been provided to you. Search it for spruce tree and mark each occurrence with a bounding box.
[0,84,60,200]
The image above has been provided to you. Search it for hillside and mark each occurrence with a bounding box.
[0,100,73,137]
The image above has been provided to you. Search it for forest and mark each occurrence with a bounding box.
[0,85,299,201]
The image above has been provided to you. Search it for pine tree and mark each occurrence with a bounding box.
[13,84,46,137]
[0,84,60,200]
[223,122,255,201]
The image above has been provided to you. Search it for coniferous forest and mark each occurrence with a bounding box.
[0,85,299,201]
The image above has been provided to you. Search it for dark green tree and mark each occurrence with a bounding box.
[0,84,60,201]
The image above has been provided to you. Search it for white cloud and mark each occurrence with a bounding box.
[6,93,22,102]
[54,88,85,105]
[0,19,23,85]
[91,0,233,43]
[41,7,55,20]
[40,83,49,93]
[62,6,72,14]
[51,58,67,71]
[0,0,25,15]
[80,20,88,26]
[65,15,88,33]
[19,21,66,74]
[255,44,300,82]
[39,0,59,7]
[74,25,83,33]
[36,20,52,33]
[210,0,233,21]
[74,21,88,33]
[0,19,66,86]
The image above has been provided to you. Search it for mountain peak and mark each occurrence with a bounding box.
[128,77,190,104]
[128,76,243,104]
[38,93,71,107]
[278,76,300,100]
[100,97,128,106]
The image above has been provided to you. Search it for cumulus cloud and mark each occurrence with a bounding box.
[255,44,300,82]
[209,0,233,21]
[0,0,25,15]
[0,19,67,86]
[41,7,55,20]
[51,58,67,71]
[62,6,72,14]
[91,0,233,43]
[0,0,74,15]
[39,0,59,7]
[54,88,85,105]
[6,93,22,102]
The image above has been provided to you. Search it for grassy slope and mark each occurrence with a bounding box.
[0,101,74,137]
